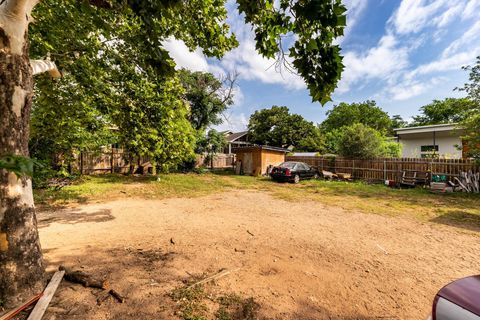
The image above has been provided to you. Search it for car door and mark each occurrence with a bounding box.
[302,163,314,178]
[297,163,307,178]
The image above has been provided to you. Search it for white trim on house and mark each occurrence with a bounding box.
[394,123,460,135]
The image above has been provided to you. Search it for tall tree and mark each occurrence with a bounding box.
[179,69,236,131]
[0,0,346,304]
[196,129,227,169]
[320,100,393,134]
[457,56,480,159]
[338,124,382,158]
[410,98,474,126]
[248,106,323,151]
[390,115,408,129]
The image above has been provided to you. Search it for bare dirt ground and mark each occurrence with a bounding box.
[35,190,479,320]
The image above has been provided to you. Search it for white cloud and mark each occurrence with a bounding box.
[432,3,464,28]
[337,34,410,93]
[337,0,369,44]
[162,38,209,72]
[442,20,480,58]
[408,49,480,79]
[221,39,305,90]
[213,112,249,132]
[388,77,445,101]
[463,0,480,19]
[388,0,464,35]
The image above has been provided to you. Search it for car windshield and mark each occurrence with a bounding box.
[279,162,297,169]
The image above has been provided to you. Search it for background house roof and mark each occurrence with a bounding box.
[232,145,289,153]
[394,123,463,136]
[226,131,248,142]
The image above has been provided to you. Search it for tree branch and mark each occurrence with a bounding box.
[0,0,39,17]
[31,60,61,78]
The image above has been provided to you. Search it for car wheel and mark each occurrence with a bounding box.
[293,174,300,184]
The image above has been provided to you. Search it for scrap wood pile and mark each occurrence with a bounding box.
[0,266,125,320]
[454,170,480,193]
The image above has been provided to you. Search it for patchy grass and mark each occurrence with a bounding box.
[34,172,480,231]
[170,280,259,320]
[170,284,209,320]
[267,179,480,232]
[34,173,246,207]
[216,294,259,320]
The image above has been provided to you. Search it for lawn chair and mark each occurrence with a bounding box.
[400,171,417,188]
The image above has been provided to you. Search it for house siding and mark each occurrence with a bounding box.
[399,135,463,158]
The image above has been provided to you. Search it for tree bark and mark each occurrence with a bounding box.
[0,16,45,306]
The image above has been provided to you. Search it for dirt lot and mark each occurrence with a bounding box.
[36,189,479,320]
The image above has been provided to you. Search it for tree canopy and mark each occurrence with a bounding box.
[179,69,236,131]
[248,106,323,151]
[410,98,474,127]
[337,123,401,158]
[457,56,480,160]
[320,100,393,134]
[27,0,347,171]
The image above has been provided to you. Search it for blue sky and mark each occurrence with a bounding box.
[163,0,480,132]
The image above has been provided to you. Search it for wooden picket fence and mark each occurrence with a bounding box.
[286,156,479,183]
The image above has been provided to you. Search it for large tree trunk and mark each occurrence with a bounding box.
[0,2,45,306]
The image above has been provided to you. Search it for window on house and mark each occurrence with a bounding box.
[420,145,439,158]
[420,145,439,152]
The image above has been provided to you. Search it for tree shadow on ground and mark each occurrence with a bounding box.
[430,210,480,232]
[37,208,114,228]
[34,245,396,320]
[38,246,181,320]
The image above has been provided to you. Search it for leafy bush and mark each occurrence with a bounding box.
[380,140,402,158]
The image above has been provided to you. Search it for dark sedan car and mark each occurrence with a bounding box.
[270,161,318,183]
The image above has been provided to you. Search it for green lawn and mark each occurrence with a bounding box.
[34,172,480,232]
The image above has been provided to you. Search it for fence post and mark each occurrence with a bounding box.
[110,147,114,174]
[352,159,355,178]
[429,160,433,182]
[383,160,386,181]
[80,152,84,175]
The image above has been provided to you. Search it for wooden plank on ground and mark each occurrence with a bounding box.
[27,270,65,320]
[0,293,42,320]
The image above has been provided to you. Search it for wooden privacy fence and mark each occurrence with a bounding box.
[196,153,235,169]
[76,150,235,174]
[286,156,479,183]
[76,149,152,174]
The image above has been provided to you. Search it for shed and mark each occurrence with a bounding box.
[233,145,289,176]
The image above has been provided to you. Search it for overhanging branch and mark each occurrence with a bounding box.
[30,60,61,78]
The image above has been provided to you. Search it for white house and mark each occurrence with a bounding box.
[394,124,465,159]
